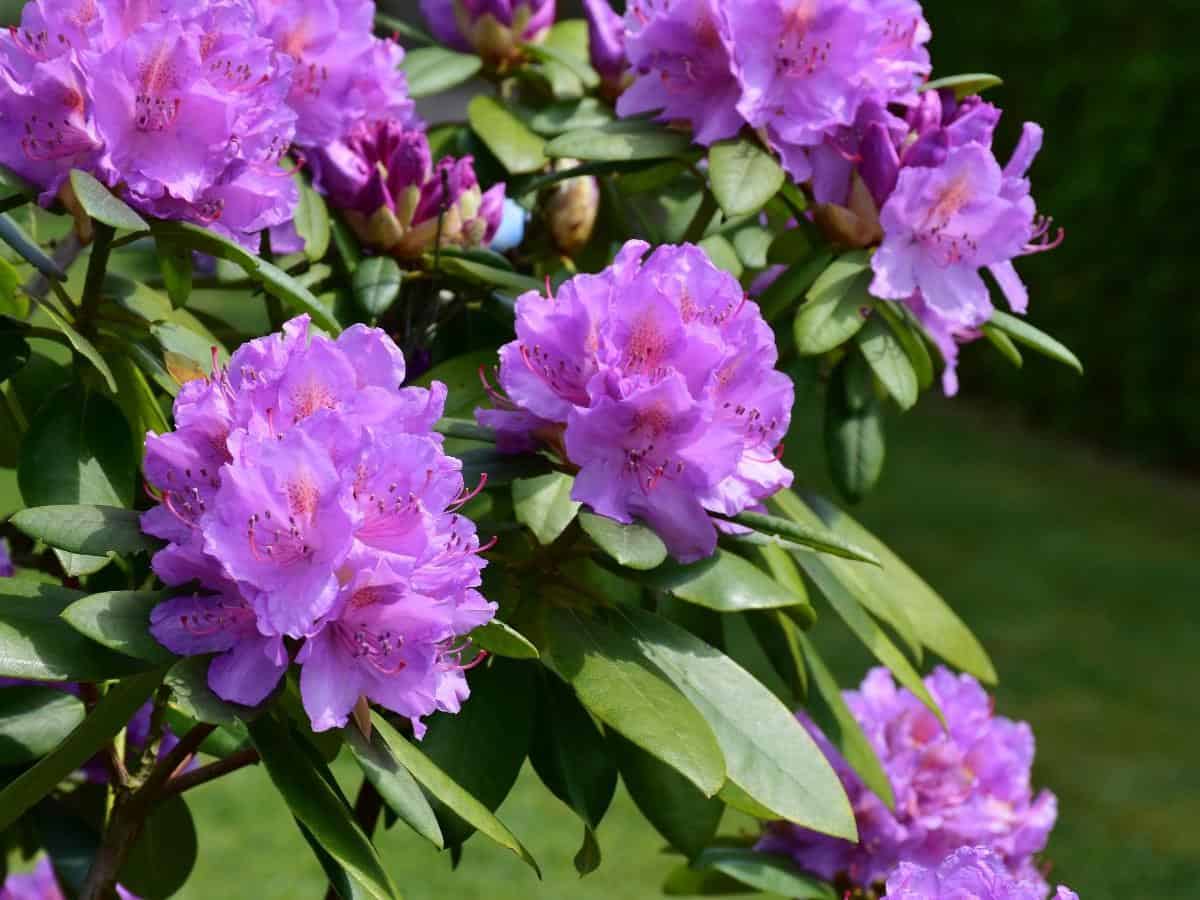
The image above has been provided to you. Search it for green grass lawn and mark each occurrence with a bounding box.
[180,403,1200,899]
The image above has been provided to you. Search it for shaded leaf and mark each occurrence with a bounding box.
[579,512,668,571]
[68,170,148,232]
[513,472,580,545]
[693,848,836,899]
[641,550,813,614]
[353,257,402,320]
[10,505,155,556]
[61,590,176,665]
[344,725,444,850]
[293,179,331,262]
[793,253,872,355]
[119,794,197,900]
[0,685,86,767]
[857,315,919,410]
[988,310,1082,373]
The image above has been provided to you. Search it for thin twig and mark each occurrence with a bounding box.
[160,747,260,798]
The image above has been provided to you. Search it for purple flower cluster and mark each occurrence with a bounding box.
[421,0,556,67]
[757,666,1058,894]
[617,0,930,178]
[477,240,794,563]
[841,91,1063,393]
[308,120,504,259]
[142,317,495,735]
[0,0,413,246]
[0,858,136,900]
[884,847,1078,900]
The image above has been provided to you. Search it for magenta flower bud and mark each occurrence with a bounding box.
[581,0,626,87]
[884,847,1079,900]
[420,0,557,67]
[310,120,505,259]
[757,666,1059,895]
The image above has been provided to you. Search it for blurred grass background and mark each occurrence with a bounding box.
[177,403,1200,899]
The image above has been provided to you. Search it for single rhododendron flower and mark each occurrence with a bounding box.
[0,857,137,900]
[308,120,504,259]
[420,0,556,67]
[478,240,794,563]
[0,0,299,245]
[883,847,1078,900]
[758,666,1058,894]
[144,317,496,734]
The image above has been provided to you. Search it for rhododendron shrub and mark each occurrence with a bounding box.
[0,0,1083,898]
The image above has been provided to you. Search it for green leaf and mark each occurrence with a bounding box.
[107,352,170,447]
[726,510,880,565]
[247,713,398,900]
[641,550,812,615]
[693,848,836,899]
[165,656,248,729]
[0,685,86,767]
[981,322,1024,368]
[661,864,749,896]
[609,730,723,859]
[757,250,834,323]
[150,221,340,333]
[530,670,617,829]
[458,446,553,489]
[155,237,194,309]
[546,121,693,162]
[435,254,543,293]
[540,606,725,796]
[793,253,872,355]
[805,495,997,683]
[371,711,541,875]
[61,590,175,665]
[344,725,444,850]
[857,314,919,410]
[579,512,668,571]
[920,72,1004,98]
[875,300,934,390]
[720,614,792,704]
[988,310,1083,374]
[353,256,402,320]
[708,138,786,218]
[824,360,885,504]
[30,300,118,393]
[10,505,156,556]
[0,213,65,280]
[434,418,495,444]
[468,96,548,176]
[513,472,581,545]
[420,658,535,847]
[698,234,743,278]
[68,170,149,232]
[526,98,614,136]
[526,42,600,92]
[293,180,331,262]
[730,225,773,269]
[795,631,894,809]
[611,607,857,840]
[0,164,37,201]
[0,669,164,831]
[0,579,147,681]
[118,794,198,900]
[402,46,483,99]
[415,349,496,419]
[465,619,536,660]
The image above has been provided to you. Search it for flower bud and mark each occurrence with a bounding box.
[421,0,556,68]
[544,160,599,256]
[581,0,626,92]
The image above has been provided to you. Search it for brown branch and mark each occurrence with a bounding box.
[160,748,260,798]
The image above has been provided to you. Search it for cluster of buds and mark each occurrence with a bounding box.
[421,0,556,68]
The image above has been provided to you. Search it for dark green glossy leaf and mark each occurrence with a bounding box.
[661,864,750,896]
[988,310,1082,373]
[10,505,155,556]
[579,512,668,571]
[611,607,856,840]
[31,299,118,392]
[371,711,540,875]
[757,249,834,324]
[546,121,693,162]
[793,252,872,355]
[119,794,198,900]
[68,170,148,232]
[0,685,86,767]
[609,731,722,859]
[344,724,444,850]
[824,361,885,504]
[708,138,786,218]
[875,300,934,390]
[402,46,483,99]
[433,418,495,443]
[981,322,1024,367]
[420,658,535,847]
[513,472,580,545]
[165,656,249,729]
[458,446,553,488]
[526,98,614,136]
[0,669,164,831]
[920,72,1003,98]
[416,349,496,419]
[641,550,812,614]
[435,254,542,293]
[156,237,193,309]
[293,179,331,262]
[857,315,919,410]
[61,590,175,665]
[468,619,539,659]
[353,256,402,320]
[540,606,725,796]
[693,848,836,899]
[0,333,30,385]
[150,221,340,333]
[247,713,398,900]
[726,510,880,565]
[468,96,548,175]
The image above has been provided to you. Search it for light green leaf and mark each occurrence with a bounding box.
[293,179,331,262]
[708,138,786,218]
[988,310,1082,374]
[402,46,483,98]
[981,322,1024,368]
[468,619,540,659]
[31,299,118,392]
[857,315,919,410]
[875,300,934,391]
[758,249,834,324]
[641,550,813,615]
[513,472,581,545]
[540,606,725,797]
[546,121,693,162]
[920,72,1004,98]
[0,684,86,767]
[727,509,880,565]
[61,590,176,665]
[68,170,149,232]
[344,725,444,850]
[10,505,156,556]
[247,714,398,900]
[353,256,402,320]
[794,253,872,355]
[468,96,548,175]
[435,254,543,293]
[698,234,743,277]
[372,712,541,875]
[579,512,668,571]
[526,98,614,136]
[0,669,164,831]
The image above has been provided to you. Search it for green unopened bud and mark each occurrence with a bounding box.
[544,160,600,256]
